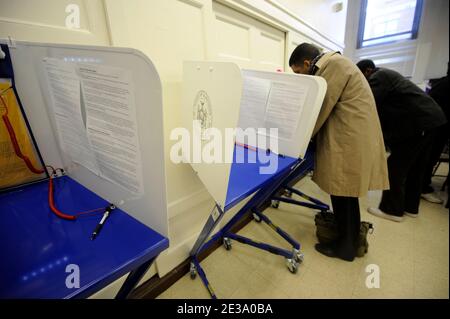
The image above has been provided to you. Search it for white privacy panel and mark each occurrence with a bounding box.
[182,61,243,210]
[3,40,168,236]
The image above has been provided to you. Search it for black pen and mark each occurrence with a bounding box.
[91,204,115,240]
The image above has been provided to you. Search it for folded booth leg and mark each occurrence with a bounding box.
[271,186,330,213]
[251,210,301,250]
[222,233,302,274]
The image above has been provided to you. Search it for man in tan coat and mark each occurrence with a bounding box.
[289,43,389,261]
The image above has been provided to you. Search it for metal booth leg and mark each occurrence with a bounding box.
[188,204,226,299]
[217,164,306,275]
[115,256,157,299]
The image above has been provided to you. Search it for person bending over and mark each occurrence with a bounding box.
[289,44,389,261]
[357,59,447,222]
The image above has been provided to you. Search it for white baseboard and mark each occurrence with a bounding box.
[167,187,211,220]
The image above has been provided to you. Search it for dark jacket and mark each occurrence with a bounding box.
[429,75,449,122]
[367,68,447,145]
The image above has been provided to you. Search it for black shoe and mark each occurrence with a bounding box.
[315,243,355,262]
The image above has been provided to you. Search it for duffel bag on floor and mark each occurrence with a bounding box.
[314,212,374,257]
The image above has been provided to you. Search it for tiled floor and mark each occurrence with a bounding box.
[158,165,449,299]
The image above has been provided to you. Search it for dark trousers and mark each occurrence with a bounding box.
[330,195,360,260]
[379,131,435,216]
[422,124,449,193]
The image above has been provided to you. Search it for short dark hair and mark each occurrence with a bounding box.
[289,43,321,66]
[356,59,376,73]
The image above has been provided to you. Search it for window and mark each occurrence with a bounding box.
[358,0,423,48]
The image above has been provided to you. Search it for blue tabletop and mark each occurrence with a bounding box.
[225,145,299,211]
[0,176,169,299]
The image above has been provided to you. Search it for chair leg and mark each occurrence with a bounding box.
[442,176,448,191]
[432,161,441,177]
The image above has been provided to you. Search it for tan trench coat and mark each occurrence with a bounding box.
[312,52,389,197]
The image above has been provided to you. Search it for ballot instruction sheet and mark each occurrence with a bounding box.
[78,63,144,195]
[43,58,100,174]
[43,58,144,195]
[265,81,308,139]
[238,76,271,130]
[238,74,309,140]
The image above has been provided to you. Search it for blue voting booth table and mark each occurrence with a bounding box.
[0,176,168,299]
[0,40,169,299]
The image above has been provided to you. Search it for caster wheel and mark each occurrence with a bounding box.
[271,200,280,209]
[286,258,299,274]
[284,190,293,198]
[223,237,232,251]
[252,212,262,223]
[294,252,304,264]
[190,263,197,280]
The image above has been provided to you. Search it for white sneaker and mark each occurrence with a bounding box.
[404,212,418,218]
[421,193,444,204]
[367,207,404,222]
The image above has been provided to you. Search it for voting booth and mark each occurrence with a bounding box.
[182,61,328,298]
[182,61,326,211]
[0,39,169,298]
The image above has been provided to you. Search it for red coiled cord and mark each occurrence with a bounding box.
[48,173,76,220]
[47,167,105,221]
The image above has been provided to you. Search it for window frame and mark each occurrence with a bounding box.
[357,0,424,49]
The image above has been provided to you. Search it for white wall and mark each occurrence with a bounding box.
[413,0,449,81]
[344,0,449,82]
[276,0,348,46]
[0,0,110,45]
[213,1,286,71]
